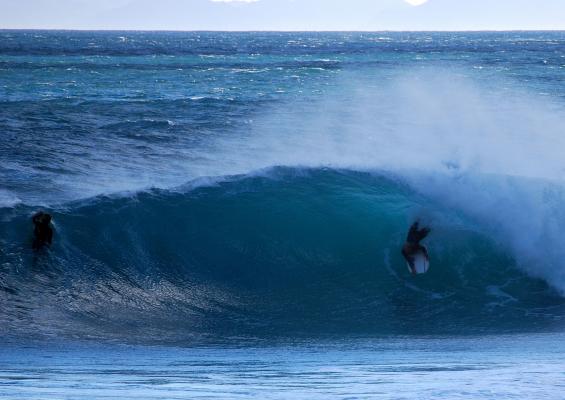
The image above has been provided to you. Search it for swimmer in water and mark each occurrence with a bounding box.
[32,211,53,250]
[401,221,430,275]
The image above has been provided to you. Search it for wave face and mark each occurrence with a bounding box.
[1,168,564,342]
[2,31,565,343]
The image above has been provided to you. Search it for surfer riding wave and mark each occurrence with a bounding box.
[402,221,430,275]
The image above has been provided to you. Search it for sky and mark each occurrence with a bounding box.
[1,0,565,31]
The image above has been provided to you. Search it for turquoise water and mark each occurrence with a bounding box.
[1,31,565,397]
[2,169,564,341]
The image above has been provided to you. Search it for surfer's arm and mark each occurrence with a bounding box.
[418,227,431,242]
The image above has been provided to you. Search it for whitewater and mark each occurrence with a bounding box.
[1,31,565,399]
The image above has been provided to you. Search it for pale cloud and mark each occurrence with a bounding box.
[404,0,429,6]
[1,0,564,31]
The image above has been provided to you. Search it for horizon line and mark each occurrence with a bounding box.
[2,28,565,33]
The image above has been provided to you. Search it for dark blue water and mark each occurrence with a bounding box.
[1,31,565,397]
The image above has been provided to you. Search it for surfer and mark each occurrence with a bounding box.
[401,221,430,275]
[32,211,53,250]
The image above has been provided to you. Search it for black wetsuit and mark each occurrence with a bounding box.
[32,212,53,250]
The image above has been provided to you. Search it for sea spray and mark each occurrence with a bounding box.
[2,31,565,342]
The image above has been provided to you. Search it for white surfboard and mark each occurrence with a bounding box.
[407,247,429,274]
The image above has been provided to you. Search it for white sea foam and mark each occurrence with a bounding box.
[208,69,565,292]
[0,189,21,209]
[9,63,565,292]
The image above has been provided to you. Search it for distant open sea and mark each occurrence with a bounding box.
[1,30,565,398]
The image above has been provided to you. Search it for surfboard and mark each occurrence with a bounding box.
[407,247,429,274]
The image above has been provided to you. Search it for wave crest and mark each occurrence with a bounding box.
[0,168,563,343]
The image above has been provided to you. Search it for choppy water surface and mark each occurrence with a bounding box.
[1,335,565,400]
[1,30,565,398]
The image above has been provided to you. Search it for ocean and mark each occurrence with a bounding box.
[1,30,565,398]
